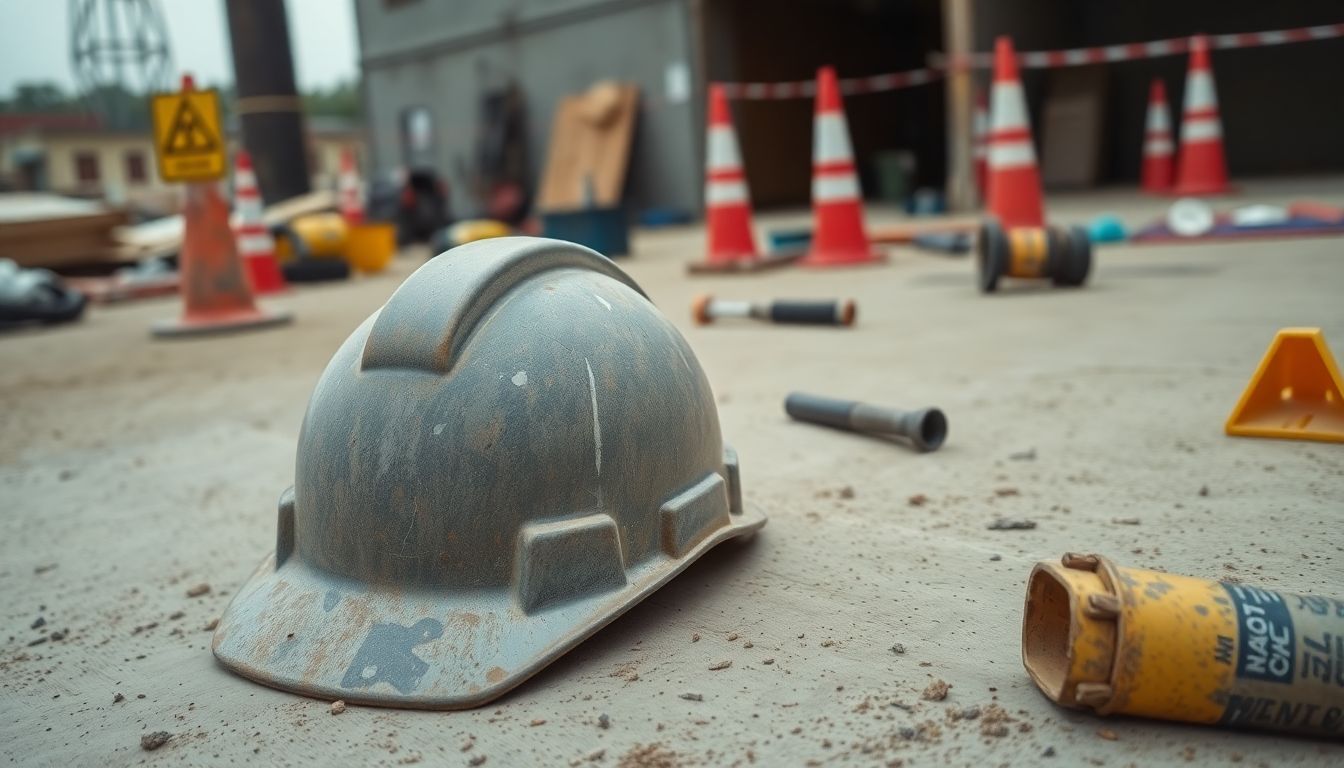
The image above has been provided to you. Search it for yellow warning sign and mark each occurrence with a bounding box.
[151,88,226,182]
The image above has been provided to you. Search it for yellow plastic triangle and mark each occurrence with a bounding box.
[1225,327,1344,443]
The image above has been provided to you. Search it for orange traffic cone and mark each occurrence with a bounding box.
[153,181,291,337]
[800,66,883,267]
[232,149,287,295]
[338,147,365,225]
[973,87,989,200]
[986,36,1045,228]
[1141,79,1175,193]
[690,84,761,272]
[1172,35,1232,196]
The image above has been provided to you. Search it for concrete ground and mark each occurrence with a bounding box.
[2,178,1342,767]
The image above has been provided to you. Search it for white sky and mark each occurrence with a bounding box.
[0,0,359,96]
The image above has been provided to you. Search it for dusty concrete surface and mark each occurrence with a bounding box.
[2,178,1343,766]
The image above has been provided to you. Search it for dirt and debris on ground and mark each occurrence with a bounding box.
[329,700,345,715]
[2,184,1341,766]
[139,731,171,751]
[986,518,1036,530]
[707,660,731,671]
[617,743,680,768]
[921,679,951,701]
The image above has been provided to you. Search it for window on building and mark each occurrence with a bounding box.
[75,152,100,184]
[124,150,147,183]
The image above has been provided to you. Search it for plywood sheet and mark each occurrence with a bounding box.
[537,82,640,211]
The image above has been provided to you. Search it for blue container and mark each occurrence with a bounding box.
[1088,215,1127,243]
[766,227,812,256]
[541,207,630,258]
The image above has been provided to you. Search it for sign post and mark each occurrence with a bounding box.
[148,73,291,338]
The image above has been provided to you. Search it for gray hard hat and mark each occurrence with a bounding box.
[213,237,765,709]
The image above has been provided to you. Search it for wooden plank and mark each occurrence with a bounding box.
[537,82,640,211]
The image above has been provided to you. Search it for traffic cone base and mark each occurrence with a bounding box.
[798,242,886,268]
[154,182,291,338]
[803,67,883,268]
[1225,328,1344,443]
[153,307,292,337]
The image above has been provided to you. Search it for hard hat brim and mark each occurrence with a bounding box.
[211,505,765,710]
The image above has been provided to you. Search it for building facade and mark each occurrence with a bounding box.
[0,114,364,214]
[354,0,703,217]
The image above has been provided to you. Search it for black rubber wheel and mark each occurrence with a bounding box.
[1056,226,1092,287]
[977,218,1007,293]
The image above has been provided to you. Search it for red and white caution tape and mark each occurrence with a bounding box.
[716,22,1344,100]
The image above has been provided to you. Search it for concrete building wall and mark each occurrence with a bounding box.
[354,0,700,216]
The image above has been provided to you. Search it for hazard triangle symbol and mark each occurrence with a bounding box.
[1225,328,1344,443]
[163,98,219,155]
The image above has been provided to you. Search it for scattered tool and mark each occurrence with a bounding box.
[1173,34,1233,196]
[692,295,855,327]
[986,36,1046,229]
[1023,552,1344,738]
[977,218,1091,293]
[1166,197,1216,237]
[800,66,883,267]
[1132,199,1344,244]
[785,392,946,452]
[911,232,972,254]
[1225,327,1344,443]
[214,236,766,710]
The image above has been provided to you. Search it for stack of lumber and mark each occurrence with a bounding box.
[0,193,128,269]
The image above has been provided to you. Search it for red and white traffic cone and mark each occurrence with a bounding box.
[338,147,365,225]
[973,87,989,200]
[691,83,760,272]
[232,149,287,295]
[800,66,882,267]
[1172,34,1232,196]
[1141,78,1175,193]
[985,36,1045,229]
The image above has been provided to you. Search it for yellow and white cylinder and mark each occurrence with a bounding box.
[1023,553,1344,739]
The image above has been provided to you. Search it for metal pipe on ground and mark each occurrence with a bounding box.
[693,295,855,327]
[784,393,947,452]
[1024,553,1344,739]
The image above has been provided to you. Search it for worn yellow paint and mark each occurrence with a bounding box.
[1007,227,1047,278]
[1110,568,1235,723]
